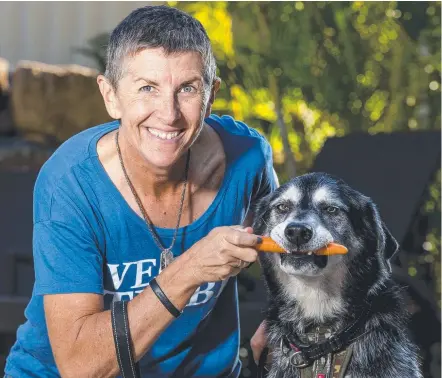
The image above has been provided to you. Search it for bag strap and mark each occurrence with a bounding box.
[111,300,141,378]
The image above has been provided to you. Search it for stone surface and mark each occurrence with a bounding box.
[11,60,111,143]
[0,57,9,94]
[0,58,13,135]
[0,102,15,136]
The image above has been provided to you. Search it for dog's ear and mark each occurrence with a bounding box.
[381,220,399,261]
[362,199,399,270]
[250,193,272,234]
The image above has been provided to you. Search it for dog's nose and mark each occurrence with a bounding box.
[284,223,313,245]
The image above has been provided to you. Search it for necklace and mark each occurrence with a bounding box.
[115,130,191,272]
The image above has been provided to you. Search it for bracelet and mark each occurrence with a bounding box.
[149,278,182,318]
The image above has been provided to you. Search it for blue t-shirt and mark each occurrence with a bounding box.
[5,115,276,378]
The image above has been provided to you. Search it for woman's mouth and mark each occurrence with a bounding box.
[147,128,183,140]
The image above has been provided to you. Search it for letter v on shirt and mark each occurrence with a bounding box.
[104,259,228,306]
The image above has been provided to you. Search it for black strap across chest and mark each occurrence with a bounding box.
[257,302,373,377]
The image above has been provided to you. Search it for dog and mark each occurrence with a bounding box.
[253,172,421,378]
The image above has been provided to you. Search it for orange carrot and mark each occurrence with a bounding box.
[255,237,286,253]
[255,237,348,256]
[315,242,348,256]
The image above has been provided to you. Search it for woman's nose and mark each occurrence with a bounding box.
[154,93,181,125]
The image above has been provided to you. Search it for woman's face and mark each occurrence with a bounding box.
[102,47,218,170]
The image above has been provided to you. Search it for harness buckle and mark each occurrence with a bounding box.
[289,350,310,368]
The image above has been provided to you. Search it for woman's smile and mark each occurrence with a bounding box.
[145,127,185,143]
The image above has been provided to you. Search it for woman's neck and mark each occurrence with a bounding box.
[116,128,206,199]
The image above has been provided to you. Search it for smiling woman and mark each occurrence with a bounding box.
[4,5,278,378]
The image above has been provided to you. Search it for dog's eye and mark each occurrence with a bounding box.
[325,206,340,214]
[276,203,290,213]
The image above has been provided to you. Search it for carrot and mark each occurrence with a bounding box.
[255,237,286,253]
[315,242,348,256]
[255,237,348,256]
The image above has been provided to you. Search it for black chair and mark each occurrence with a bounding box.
[0,170,37,369]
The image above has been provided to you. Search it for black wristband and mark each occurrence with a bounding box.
[149,277,182,318]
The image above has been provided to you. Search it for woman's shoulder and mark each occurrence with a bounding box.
[206,114,272,159]
[34,121,118,217]
[38,121,118,183]
[206,114,263,138]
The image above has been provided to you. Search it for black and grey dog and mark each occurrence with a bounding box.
[253,173,421,378]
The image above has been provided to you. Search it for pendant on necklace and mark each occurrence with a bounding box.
[160,248,175,272]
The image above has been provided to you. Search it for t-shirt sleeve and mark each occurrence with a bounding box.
[33,186,104,296]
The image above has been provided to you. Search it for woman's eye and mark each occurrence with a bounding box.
[140,85,154,92]
[181,86,195,93]
[325,206,340,214]
[276,203,290,212]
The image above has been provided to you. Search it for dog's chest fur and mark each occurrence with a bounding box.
[274,263,346,322]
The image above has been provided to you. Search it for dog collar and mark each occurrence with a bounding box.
[280,334,353,378]
[278,301,373,378]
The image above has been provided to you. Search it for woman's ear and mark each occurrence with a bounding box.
[97,75,122,120]
[204,78,221,118]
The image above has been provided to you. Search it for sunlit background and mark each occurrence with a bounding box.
[0,2,440,377]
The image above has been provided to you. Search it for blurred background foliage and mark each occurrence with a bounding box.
[168,1,440,178]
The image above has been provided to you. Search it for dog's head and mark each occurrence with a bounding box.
[253,172,399,278]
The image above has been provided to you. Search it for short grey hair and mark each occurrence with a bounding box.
[105,5,217,90]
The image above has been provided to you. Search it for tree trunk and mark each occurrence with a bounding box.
[276,105,296,178]
[269,73,297,179]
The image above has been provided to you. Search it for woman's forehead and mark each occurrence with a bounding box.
[122,47,205,84]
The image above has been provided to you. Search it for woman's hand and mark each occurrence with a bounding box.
[183,225,260,285]
[251,320,269,365]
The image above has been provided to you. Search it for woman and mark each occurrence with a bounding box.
[5,5,275,377]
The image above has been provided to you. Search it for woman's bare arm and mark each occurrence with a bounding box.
[45,253,198,378]
[45,226,259,378]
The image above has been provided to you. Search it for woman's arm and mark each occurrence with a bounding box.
[45,253,197,378]
[45,226,260,378]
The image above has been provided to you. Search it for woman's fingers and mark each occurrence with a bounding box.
[185,226,261,284]
[223,227,261,248]
[224,247,258,266]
